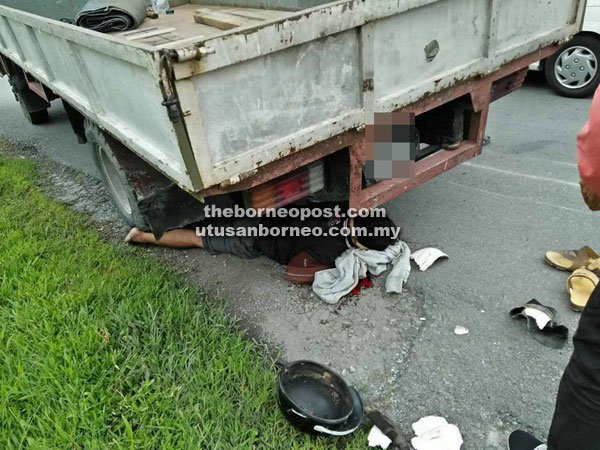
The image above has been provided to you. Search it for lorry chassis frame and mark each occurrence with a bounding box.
[203,44,560,210]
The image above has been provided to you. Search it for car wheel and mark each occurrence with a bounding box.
[545,34,600,98]
[85,122,149,229]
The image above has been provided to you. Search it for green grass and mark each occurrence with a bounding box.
[0,156,366,449]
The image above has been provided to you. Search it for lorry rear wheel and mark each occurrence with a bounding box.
[86,123,149,229]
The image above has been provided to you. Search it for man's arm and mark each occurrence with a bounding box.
[578,88,600,210]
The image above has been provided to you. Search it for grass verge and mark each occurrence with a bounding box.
[0,155,365,449]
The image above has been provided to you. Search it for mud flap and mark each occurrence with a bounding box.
[86,122,208,237]
[3,58,50,122]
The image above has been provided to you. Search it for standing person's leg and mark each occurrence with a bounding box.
[546,283,600,450]
[509,284,600,450]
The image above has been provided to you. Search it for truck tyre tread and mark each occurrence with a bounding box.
[85,122,149,230]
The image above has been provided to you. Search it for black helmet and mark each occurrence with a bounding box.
[276,360,364,436]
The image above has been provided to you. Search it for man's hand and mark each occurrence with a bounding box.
[580,180,600,211]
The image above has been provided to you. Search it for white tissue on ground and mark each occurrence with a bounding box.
[411,416,463,450]
[368,425,392,449]
[411,248,449,272]
[454,325,469,336]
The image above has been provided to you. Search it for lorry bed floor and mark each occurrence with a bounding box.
[113,4,289,49]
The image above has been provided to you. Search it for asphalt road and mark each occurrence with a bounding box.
[386,72,598,447]
[1,71,597,448]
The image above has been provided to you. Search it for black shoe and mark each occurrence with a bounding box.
[508,430,547,450]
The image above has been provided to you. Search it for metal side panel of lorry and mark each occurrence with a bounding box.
[173,0,585,190]
[0,5,201,192]
[0,0,586,193]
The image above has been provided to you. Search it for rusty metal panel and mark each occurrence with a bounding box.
[494,0,578,53]
[175,0,585,191]
[185,29,361,188]
[374,0,489,105]
[0,5,202,192]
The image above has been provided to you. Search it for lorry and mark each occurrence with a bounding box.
[0,0,586,234]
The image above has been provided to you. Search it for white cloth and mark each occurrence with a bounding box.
[411,416,463,450]
[368,425,392,449]
[312,240,411,304]
[411,248,448,271]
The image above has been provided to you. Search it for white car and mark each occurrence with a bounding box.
[532,0,600,97]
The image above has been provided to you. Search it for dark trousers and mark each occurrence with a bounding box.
[548,284,600,449]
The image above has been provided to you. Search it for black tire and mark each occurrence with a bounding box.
[545,34,600,98]
[85,122,149,229]
[18,96,49,125]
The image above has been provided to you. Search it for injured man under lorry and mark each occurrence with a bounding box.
[125,204,401,285]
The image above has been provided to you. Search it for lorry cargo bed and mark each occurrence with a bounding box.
[113,5,290,49]
[0,0,586,197]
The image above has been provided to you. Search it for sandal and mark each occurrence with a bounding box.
[567,268,599,312]
[545,246,600,272]
[510,299,569,349]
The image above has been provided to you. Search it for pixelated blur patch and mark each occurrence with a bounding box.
[364,112,417,180]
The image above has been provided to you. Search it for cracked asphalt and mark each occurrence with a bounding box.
[1,71,597,449]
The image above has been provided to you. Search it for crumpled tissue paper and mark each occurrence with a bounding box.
[368,425,392,449]
[411,416,463,450]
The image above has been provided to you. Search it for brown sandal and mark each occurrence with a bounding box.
[545,246,600,272]
[567,268,599,312]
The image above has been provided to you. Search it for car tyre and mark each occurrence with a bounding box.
[545,34,600,98]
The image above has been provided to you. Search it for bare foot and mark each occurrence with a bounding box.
[125,227,140,244]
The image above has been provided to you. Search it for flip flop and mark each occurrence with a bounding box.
[545,246,600,272]
[567,268,599,312]
[510,299,569,349]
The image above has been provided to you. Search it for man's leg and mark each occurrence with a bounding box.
[125,225,261,260]
[510,285,600,450]
[126,227,203,248]
[546,284,600,450]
